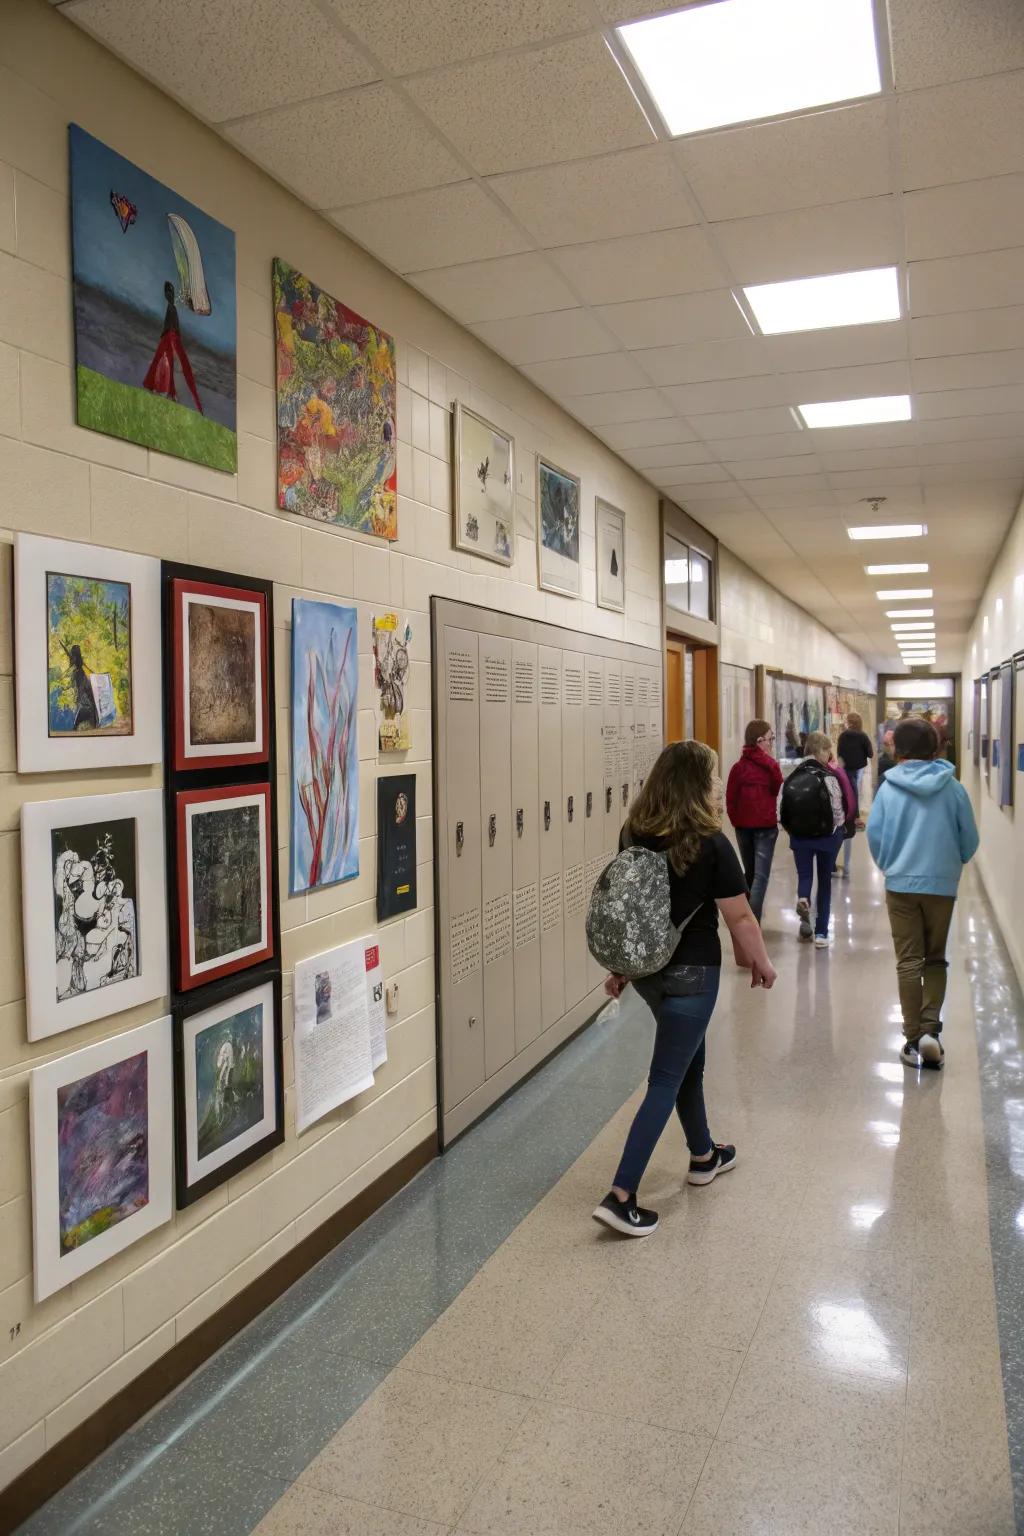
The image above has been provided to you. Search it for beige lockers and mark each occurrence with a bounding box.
[432,599,663,1145]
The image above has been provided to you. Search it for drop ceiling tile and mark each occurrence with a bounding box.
[405,35,651,176]
[658,465,733,487]
[596,291,750,349]
[228,85,463,205]
[668,481,750,501]
[898,73,1024,189]
[782,361,911,405]
[921,464,1023,492]
[711,197,901,285]
[817,446,923,472]
[802,423,917,452]
[551,226,725,305]
[487,145,694,248]
[664,376,786,416]
[904,176,1024,262]
[567,387,672,426]
[910,248,1024,315]
[598,418,697,449]
[632,336,770,386]
[828,466,923,489]
[910,306,1024,357]
[888,0,1024,91]
[678,102,892,222]
[521,351,649,395]
[408,252,577,323]
[915,384,1024,419]
[326,0,594,75]
[329,181,531,271]
[623,441,714,469]
[913,410,1024,443]
[762,322,910,373]
[722,454,822,479]
[690,405,800,440]
[912,350,1024,393]
[66,0,378,121]
[469,308,612,364]
[917,436,1024,465]
[746,486,838,509]
[739,473,831,498]
[707,433,826,462]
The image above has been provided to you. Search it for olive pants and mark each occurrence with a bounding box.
[884,891,956,1043]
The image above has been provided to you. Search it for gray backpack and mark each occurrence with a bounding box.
[586,837,696,979]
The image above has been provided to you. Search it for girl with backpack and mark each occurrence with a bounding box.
[591,741,777,1238]
[778,731,847,948]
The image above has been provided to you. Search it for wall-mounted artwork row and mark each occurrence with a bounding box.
[69,126,237,472]
[273,259,397,538]
[452,402,515,566]
[291,597,360,895]
[537,457,581,598]
[596,499,626,614]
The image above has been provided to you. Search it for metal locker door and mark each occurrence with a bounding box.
[604,659,623,859]
[442,626,485,1111]
[649,664,663,779]
[584,655,606,990]
[538,644,564,1029]
[561,650,587,1010]
[511,640,541,1055]
[634,666,650,798]
[478,633,515,1079]
[620,663,636,823]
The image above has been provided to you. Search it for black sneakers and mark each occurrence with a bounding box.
[687,1143,738,1186]
[902,1034,945,1070]
[592,1192,659,1237]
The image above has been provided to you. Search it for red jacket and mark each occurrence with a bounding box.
[726,745,784,829]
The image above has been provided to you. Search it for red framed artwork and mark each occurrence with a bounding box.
[171,577,269,772]
[175,782,274,991]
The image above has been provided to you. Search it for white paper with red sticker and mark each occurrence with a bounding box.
[364,938,388,1070]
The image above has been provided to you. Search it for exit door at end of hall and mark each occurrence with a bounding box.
[666,636,718,752]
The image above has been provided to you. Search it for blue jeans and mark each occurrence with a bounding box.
[614,969,720,1193]
[736,826,778,922]
[791,833,843,937]
[842,768,865,870]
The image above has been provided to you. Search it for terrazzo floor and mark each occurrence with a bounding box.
[17,851,1024,1536]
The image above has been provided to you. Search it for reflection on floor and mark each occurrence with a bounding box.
[18,853,1023,1535]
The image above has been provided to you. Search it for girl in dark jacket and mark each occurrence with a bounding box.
[726,720,784,923]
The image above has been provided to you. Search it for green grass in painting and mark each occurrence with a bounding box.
[76,365,237,472]
[60,1203,121,1253]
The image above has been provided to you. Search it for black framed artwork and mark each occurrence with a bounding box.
[377,773,417,920]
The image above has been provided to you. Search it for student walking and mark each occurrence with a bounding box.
[779,731,846,949]
[593,741,776,1238]
[837,712,873,876]
[867,715,979,1069]
[726,720,784,923]
[877,729,896,786]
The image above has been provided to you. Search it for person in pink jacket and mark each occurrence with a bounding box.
[827,750,858,878]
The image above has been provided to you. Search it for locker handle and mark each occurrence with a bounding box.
[456,821,464,855]
[488,813,496,847]
[606,786,612,813]
[544,800,551,830]
[567,794,574,823]
[516,808,524,837]
[585,790,593,818]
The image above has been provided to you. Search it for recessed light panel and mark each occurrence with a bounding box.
[866,563,929,575]
[877,588,932,599]
[746,268,900,336]
[616,0,881,138]
[799,395,912,429]
[892,624,935,633]
[848,524,925,541]
[886,609,933,618]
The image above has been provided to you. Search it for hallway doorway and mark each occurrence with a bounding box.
[666,633,719,752]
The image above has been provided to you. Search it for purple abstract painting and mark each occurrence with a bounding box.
[57,1049,149,1254]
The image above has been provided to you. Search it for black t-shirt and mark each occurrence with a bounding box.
[838,729,873,772]
[620,827,747,966]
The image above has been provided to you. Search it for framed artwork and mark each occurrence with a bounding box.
[14,533,162,772]
[291,597,360,895]
[373,612,412,752]
[377,773,417,920]
[69,125,237,472]
[22,789,168,1041]
[175,782,274,990]
[452,402,516,566]
[595,499,626,613]
[273,258,397,538]
[173,975,283,1206]
[537,457,581,598]
[169,575,269,771]
[30,1015,173,1300]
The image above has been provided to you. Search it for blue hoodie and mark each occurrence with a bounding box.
[866,759,979,896]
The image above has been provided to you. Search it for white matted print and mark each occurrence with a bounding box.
[596,499,626,613]
[537,457,581,598]
[179,979,279,1191]
[22,789,168,1041]
[14,533,162,772]
[30,1015,173,1300]
[452,402,516,566]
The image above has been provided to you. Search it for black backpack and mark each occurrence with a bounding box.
[780,761,834,839]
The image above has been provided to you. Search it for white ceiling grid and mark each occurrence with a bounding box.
[56,0,1024,671]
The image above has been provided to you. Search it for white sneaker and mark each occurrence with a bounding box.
[918,1033,945,1068]
[814,934,830,949]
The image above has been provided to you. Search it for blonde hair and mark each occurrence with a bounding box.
[805,731,832,758]
[627,739,721,875]
[846,711,863,730]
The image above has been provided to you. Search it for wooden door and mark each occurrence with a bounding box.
[692,645,720,753]
[666,638,684,743]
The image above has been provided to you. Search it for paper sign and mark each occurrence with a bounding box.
[365,940,387,1070]
[294,939,374,1133]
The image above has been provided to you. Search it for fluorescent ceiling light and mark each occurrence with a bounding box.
[866,563,929,575]
[886,608,933,618]
[616,0,880,138]
[892,624,935,633]
[877,588,932,599]
[848,524,925,541]
[899,643,936,651]
[745,268,900,336]
[798,395,912,429]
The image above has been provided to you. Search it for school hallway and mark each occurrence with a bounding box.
[14,845,1021,1536]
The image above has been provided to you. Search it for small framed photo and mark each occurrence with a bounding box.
[452,402,516,566]
[22,789,168,1041]
[30,1015,173,1300]
[537,457,581,598]
[170,574,269,772]
[595,499,626,613]
[175,782,274,991]
[173,975,283,1206]
[14,533,162,772]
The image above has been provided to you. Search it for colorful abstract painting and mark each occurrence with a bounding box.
[47,571,132,737]
[57,1051,149,1254]
[69,125,237,471]
[194,1001,265,1161]
[52,814,138,1005]
[187,600,257,748]
[291,598,359,894]
[273,259,396,538]
[190,803,263,965]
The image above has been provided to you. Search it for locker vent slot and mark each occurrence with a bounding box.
[541,872,563,931]
[587,670,603,706]
[540,665,560,705]
[564,862,586,917]
[448,648,477,702]
[450,907,482,985]
[513,883,539,949]
[563,665,584,706]
[483,893,513,966]
[483,654,509,704]
[514,659,535,703]
[623,673,636,706]
[606,672,622,705]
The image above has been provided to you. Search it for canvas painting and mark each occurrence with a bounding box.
[537,457,582,597]
[596,499,626,613]
[177,784,273,989]
[69,125,237,471]
[23,789,168,1040]
[273,259,397,538]
[453,403,516,566]
[291,598,360,894]
[16,534,162,772]
[31,1016,172,1300]
[171,577,268,770]
[174,978,282,1204]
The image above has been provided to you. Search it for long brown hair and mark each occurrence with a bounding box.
[627,739,721,874]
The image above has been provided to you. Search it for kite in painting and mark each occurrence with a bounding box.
[291,598,360,894]
[273,259,397,538]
